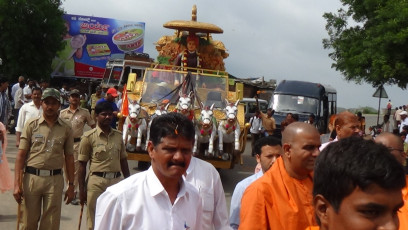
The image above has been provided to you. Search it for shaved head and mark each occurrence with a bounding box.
[281,122,321,179]
[375,132,407,165]
[282,122,320,144]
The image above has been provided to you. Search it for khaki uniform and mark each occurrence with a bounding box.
[78,126,126,230]
[260,112,276,136]
[19,117,74,230]
[89,93,102,121]
[60,107,95,192]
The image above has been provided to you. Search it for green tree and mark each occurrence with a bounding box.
[323,0,408,88]
[0,0,66,81]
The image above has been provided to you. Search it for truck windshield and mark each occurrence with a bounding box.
[272,94,318,114]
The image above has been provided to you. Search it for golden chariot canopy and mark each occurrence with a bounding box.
[163,5,223,36]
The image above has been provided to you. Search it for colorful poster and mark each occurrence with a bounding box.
[51,14,145,79]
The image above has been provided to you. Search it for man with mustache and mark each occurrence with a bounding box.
[94,112,203,230]
[240,122,321,230]
[78,101,130,230]
[320,111,361,151]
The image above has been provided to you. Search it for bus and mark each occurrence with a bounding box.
[271,80,337,135]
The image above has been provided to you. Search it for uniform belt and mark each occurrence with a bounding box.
[25,166,62,176]
[74,138,81,142]
[92,172,121,179]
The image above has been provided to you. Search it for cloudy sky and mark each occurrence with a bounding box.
[62,0,407,109]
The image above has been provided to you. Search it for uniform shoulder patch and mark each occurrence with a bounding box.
[83,128,97,137]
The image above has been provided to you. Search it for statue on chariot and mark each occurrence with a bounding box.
[119,5,249,166]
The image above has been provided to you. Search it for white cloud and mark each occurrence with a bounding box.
[62,0,407,109]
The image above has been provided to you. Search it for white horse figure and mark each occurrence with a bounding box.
[146,103,170,148]
[193,103,217,157]
[218,99,241,160]
[123,98,147,152]
[175,91,195,121]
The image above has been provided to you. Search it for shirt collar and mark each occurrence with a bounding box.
[38,116,64,126]
[185,156,196,176]
[146,166,187,199]
[95,125,111,137]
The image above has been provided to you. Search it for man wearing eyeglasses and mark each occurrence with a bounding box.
[375,132,408,230]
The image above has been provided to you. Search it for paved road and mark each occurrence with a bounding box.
[0,114,380,229]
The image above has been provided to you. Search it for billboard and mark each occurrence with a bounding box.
[51,14,145,79]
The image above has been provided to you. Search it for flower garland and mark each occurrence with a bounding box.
[182,50,202,69]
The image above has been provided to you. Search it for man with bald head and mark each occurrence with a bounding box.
[375,132,408,230]
[320,111,361,151]
[240,122,321,230]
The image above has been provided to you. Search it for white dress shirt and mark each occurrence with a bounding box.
[400,117,408,133]
[23,85,32,103]
[95,167,203,230]
[319,137,338,151]
[184,157,232,230]
[229,170,263,230]
[249,116,263,134]
[11,82,20,102]
[15,101,43,132]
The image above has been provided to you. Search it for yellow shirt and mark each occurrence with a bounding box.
[19,116,74,170]
[78,126,126,173]
[90,93,102,110]
[260,112,276,134]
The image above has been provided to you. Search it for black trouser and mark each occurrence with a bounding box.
[251,133,261,155]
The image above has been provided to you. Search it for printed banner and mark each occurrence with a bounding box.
[51,14,145,79]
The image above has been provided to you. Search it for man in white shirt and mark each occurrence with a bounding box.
[184,157,231,230]
[320,111,361,151]
[11,76,24,101]
[249,110,263,156]
[94,113,203,230]
[399,111,408,133]
[15,87,43,147]
[229,136,282,230]
[12,81,25,134]
[23,78,35,103]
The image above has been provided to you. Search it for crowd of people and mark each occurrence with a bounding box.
[0,74,407,230]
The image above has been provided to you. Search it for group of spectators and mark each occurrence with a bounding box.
[1,75,407,230]
[230,110,408,230]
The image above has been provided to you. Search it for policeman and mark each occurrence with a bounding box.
[13,88,75,230]
[78,100,130,230]
[89,86,102,121]
[60,89,96,205]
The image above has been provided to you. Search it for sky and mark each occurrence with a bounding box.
[62,0,408,109]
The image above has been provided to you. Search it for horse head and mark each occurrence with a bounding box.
[177,91,193,113]
[128,98,142,119]
[154,102,170,116]
[200,103,214,129]
[224,99,239,123]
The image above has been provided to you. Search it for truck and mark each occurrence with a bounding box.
[102,5,249,169]
[271,80,337,135]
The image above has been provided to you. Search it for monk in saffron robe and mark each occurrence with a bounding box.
[240,122,320,230]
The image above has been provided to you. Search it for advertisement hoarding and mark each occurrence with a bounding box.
[51,14,145,79]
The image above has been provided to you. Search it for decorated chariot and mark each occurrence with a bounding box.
[108,5,249,169]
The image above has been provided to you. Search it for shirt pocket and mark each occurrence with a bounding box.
[51,137,64,151]
[31,136,45,152]
[200,187,214,212]
[94,145,109,161]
